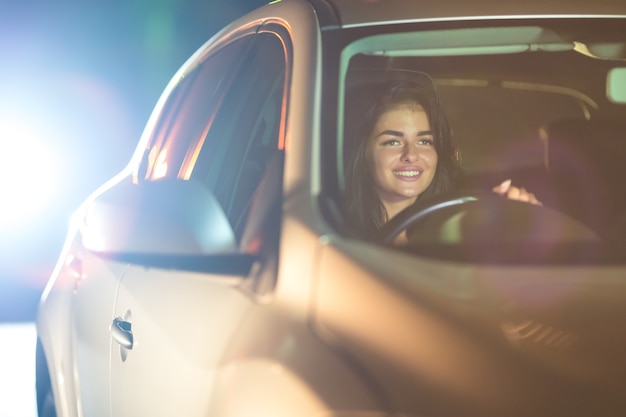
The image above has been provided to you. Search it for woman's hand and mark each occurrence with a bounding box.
[492,179,542,206]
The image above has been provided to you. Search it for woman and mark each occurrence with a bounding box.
[342,79,540,242]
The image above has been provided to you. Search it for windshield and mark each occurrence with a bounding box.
[323,18,626,264]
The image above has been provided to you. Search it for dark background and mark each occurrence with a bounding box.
[0,0,266,322]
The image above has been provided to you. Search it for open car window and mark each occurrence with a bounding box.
[332,20,626,264]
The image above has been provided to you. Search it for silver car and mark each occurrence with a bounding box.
[36,0,626,416]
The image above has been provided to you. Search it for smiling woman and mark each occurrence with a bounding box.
[341,78,458,238]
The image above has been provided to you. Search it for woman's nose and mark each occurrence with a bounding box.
[401,145,419,162]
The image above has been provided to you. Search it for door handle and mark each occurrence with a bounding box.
[111,317,134,350]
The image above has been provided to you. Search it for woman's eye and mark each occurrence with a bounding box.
[418,138,434,146]
[382,139,401,146]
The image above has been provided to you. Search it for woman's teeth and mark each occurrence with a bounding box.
[393,170,421,177]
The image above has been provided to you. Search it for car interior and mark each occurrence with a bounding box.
[336,20,626,263]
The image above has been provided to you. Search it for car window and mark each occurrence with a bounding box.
[137,31,287,243]
[327,20,626,260]
[188,32,286,232]
[138,35,254,181]
[187,31,287,239]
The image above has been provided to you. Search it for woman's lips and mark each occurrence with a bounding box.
[392,168,423,181]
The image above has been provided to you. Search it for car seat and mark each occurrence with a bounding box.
[543,117,626,238]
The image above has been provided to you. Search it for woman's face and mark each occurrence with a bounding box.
[366,102,438,217]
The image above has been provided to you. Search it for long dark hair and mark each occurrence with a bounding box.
[342,79,463,239]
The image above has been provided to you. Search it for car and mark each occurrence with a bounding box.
[36,0,626,416]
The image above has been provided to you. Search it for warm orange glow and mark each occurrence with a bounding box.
[277,32,291,151]
[179,110,217,180]
[244,236,262,254]
[278,98,287,151]
[179,88,227,180]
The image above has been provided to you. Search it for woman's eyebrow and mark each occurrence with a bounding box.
[376,129,404,138]
[376,129,433,138]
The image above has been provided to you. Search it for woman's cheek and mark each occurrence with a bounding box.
[425,148,438,166]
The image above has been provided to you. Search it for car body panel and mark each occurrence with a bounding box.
[314,238,626,415]
[71,253,127,417]
[36,245,81,417]
[207,299,383,416]
[110,267,252,416]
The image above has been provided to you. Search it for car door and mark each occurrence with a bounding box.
[70,249,127,417]
[109,26,289,416]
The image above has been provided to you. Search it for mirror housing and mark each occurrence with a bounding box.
[80,178,237,256]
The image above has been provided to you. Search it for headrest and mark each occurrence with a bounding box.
[546,118,626,170]
[345,68,441,103]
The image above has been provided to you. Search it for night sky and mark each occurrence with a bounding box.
[0,0,266,320]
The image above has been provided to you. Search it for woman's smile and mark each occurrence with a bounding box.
[392,168,424,180]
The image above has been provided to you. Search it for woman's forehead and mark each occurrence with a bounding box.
[383,100,426,114]
[369,105,432,139]
[377,102,429,123]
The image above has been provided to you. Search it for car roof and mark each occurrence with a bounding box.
[318,0,626,28]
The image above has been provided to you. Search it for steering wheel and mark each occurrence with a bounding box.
[375,189,599,246]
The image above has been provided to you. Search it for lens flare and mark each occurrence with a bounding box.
[0,115,64,234]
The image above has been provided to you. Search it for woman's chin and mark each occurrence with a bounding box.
[399,188,424,199]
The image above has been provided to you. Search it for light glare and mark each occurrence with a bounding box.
[0,114,64,233]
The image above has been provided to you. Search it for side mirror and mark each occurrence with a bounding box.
[80,178,237,256]
[607,67,626,104]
